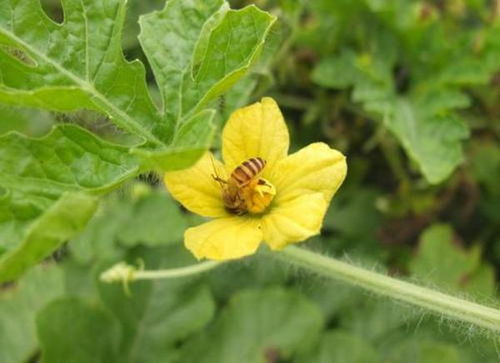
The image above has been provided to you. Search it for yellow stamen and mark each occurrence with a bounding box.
[242,178,276,214]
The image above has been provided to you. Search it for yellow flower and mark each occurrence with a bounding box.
[164,98,347,261]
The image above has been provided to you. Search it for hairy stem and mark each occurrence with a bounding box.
[274,246,500,334]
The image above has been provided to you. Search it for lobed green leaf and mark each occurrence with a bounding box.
[179,287,323,362]
[0,0,275,279]
[410,224,495,297]
[296,331,381,363]
[0,265,64,363]
[0,192,97,282]
[312,14,500,183]
[0,124,138,281]
[99,247,216,363]
[37,298,121,363]
[70,188,188,265]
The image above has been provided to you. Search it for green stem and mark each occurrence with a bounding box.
[378,135,410,186]
[274,246,500,334]
[133,261,222,281]
[100,261,222,284]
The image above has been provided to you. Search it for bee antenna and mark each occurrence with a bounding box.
[209,154,218,176]
[210,154,226,186]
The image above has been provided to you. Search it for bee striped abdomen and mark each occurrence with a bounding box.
[231,157,266,186]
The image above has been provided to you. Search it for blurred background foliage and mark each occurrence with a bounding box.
[1,0,500,362]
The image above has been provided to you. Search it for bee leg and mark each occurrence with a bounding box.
[212,175,228,184]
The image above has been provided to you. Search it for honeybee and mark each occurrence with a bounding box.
[212,157,267,215]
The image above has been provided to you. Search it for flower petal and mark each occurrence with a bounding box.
[164,152,227,218]
[222,97,289,175]
[185,217,263,260]
[270,142,347,204]
[262,193,327,250]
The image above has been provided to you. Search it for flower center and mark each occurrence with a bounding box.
[215,157,276,215]
[241,178,276,214]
